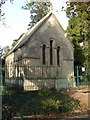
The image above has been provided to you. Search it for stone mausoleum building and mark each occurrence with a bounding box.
[4,11,76,90]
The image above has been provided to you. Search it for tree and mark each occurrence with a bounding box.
[66,2,89,70]
[0,0,5,21]
[12,33,25,47]
[0,0,13,23]
[0,46,3,57]
[22,0,52,29]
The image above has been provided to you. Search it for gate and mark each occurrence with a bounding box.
[75,66,90,86]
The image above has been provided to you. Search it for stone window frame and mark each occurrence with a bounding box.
[57,46,60,66]
[50,40,53,65]
[42,44,46,65]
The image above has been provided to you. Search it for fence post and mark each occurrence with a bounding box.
[76,66,79,86]
[0,48,3,120]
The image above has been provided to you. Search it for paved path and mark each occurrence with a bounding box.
[13,115,90,120]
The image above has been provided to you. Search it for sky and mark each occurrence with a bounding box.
[0,0,68,48]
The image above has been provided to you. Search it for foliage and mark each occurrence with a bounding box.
[66,2,89,68]
[42,98,61,114]
[38,87,50,96]
[11,33,25,47]
[2,88,80,119]
[0,0,14,23]
[0,0,6,20]
[60,99,80,112]
[0,46,3,57]
[22,1,52,29]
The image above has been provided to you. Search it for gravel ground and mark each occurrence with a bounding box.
[68,86,90,110]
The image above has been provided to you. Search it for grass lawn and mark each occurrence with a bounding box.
[2,87,80,120]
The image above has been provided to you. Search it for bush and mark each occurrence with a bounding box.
[42,98,61,114]
[2,88,80,118]
[60,99,80,112]
[38,88,50,96]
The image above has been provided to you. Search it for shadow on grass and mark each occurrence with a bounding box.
[2,87,80,120]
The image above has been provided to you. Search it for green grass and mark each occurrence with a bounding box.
[2,87,80,119]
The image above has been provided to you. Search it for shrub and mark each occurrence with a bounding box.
[60,99,80,112]
[38,88,50,96]
[2,88,81,117]
[42,98,61,114]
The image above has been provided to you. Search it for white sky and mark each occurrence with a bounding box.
[0,0,68,48]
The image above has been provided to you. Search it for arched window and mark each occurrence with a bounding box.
[57,46,60,65]
[42,44,46,65]
[50,40,53,65]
